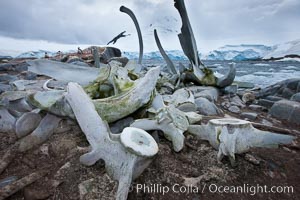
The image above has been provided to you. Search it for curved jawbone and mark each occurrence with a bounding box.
[120,6,143,66]
[182,63,236,88]
[93,66,160,122]
[27,67,160,123]
[216,63,236,88]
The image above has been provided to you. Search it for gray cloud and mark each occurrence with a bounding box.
[0,0,299,52]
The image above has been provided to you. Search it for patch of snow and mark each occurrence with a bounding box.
[275,57,300,62]
[253,63,270,66]
[285,66,297,70]
[236,70,300,88]
[264,39,300,59]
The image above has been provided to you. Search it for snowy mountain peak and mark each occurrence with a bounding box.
[264,39,300,59]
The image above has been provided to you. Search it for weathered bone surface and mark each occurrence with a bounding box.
[167,88,196,112]
[27,66,160,123]
[174,0,236,87]
[131,94,201,152]
[216,63,236,88]
[154,29,177,74]
[188,118,295,164]
[0,109,16,133]
[66,82,158,200]
[174,0,203,68]
[27,59,100,86]
[18,113,62,152]
[7,98,32,113]
[120,6,143,65]
[15,112,42,138]
[89,66,160,122]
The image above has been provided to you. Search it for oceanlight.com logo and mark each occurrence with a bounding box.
[129,183,294,196]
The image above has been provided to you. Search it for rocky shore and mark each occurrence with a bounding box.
[0,45,299,200]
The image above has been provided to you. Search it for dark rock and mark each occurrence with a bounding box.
[265,95,284,102]
[249,104,267,111]
[108,57,129,67]
[233,81,255,89]
[70,61,90,67]
[228,105,241,114]
[281,88,294,99]
[269,100,300,125]
[16,113,42,138]
[0,74,18,83]
[290,93,300,103]
[221,101,230,109]
[222,85,238,95]
[110,117,134,134]
[286,79,300,90]
[242,92,255,104]
[257,78,300,98]
[0,108,16,132]
[15,62,29,72]
[101,47,122,63]
[241,112,257,120]
[0,63,13,71]
[195,97,223,116]
[24,71,37,80]
[258,99,275,109]
[0,83,12,93]
[230,95,245,108]
[194,88,219,102]
[297,82,300,93]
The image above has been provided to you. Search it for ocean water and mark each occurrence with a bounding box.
[143,60,300,88]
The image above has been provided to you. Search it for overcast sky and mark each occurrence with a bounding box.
[0,0,299,53]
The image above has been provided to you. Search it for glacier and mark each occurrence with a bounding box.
[2,39,299,61]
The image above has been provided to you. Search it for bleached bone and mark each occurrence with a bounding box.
[15,112,42,138]
[8,98,32,113]
[188,118,295,164]
[27,59,99,86]
[42,79,55,91]
[0,113,61,174]
[120,6,143,66]
[27,66,160,123]
[4,66,159,123]
[0,109,16,133]
[66,82,158,200]
[154,29,177,75]
[174,0,236,87]
[18,113,62,152]
[131,94,201,152]
[168,88,196,112]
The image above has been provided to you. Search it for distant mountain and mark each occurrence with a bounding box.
[263,39,300,59]
[123,50,188,61]
[2,39,299,61]
[204,44,273,61]
[0,49,22,57]
[16,50,57,59]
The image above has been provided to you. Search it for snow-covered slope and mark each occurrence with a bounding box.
[264,39,300,59]
[1,39,299,61]
[205,45,272,61]
[16,50,57,58]
[123,50,188,60]
[0,49,22,57]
